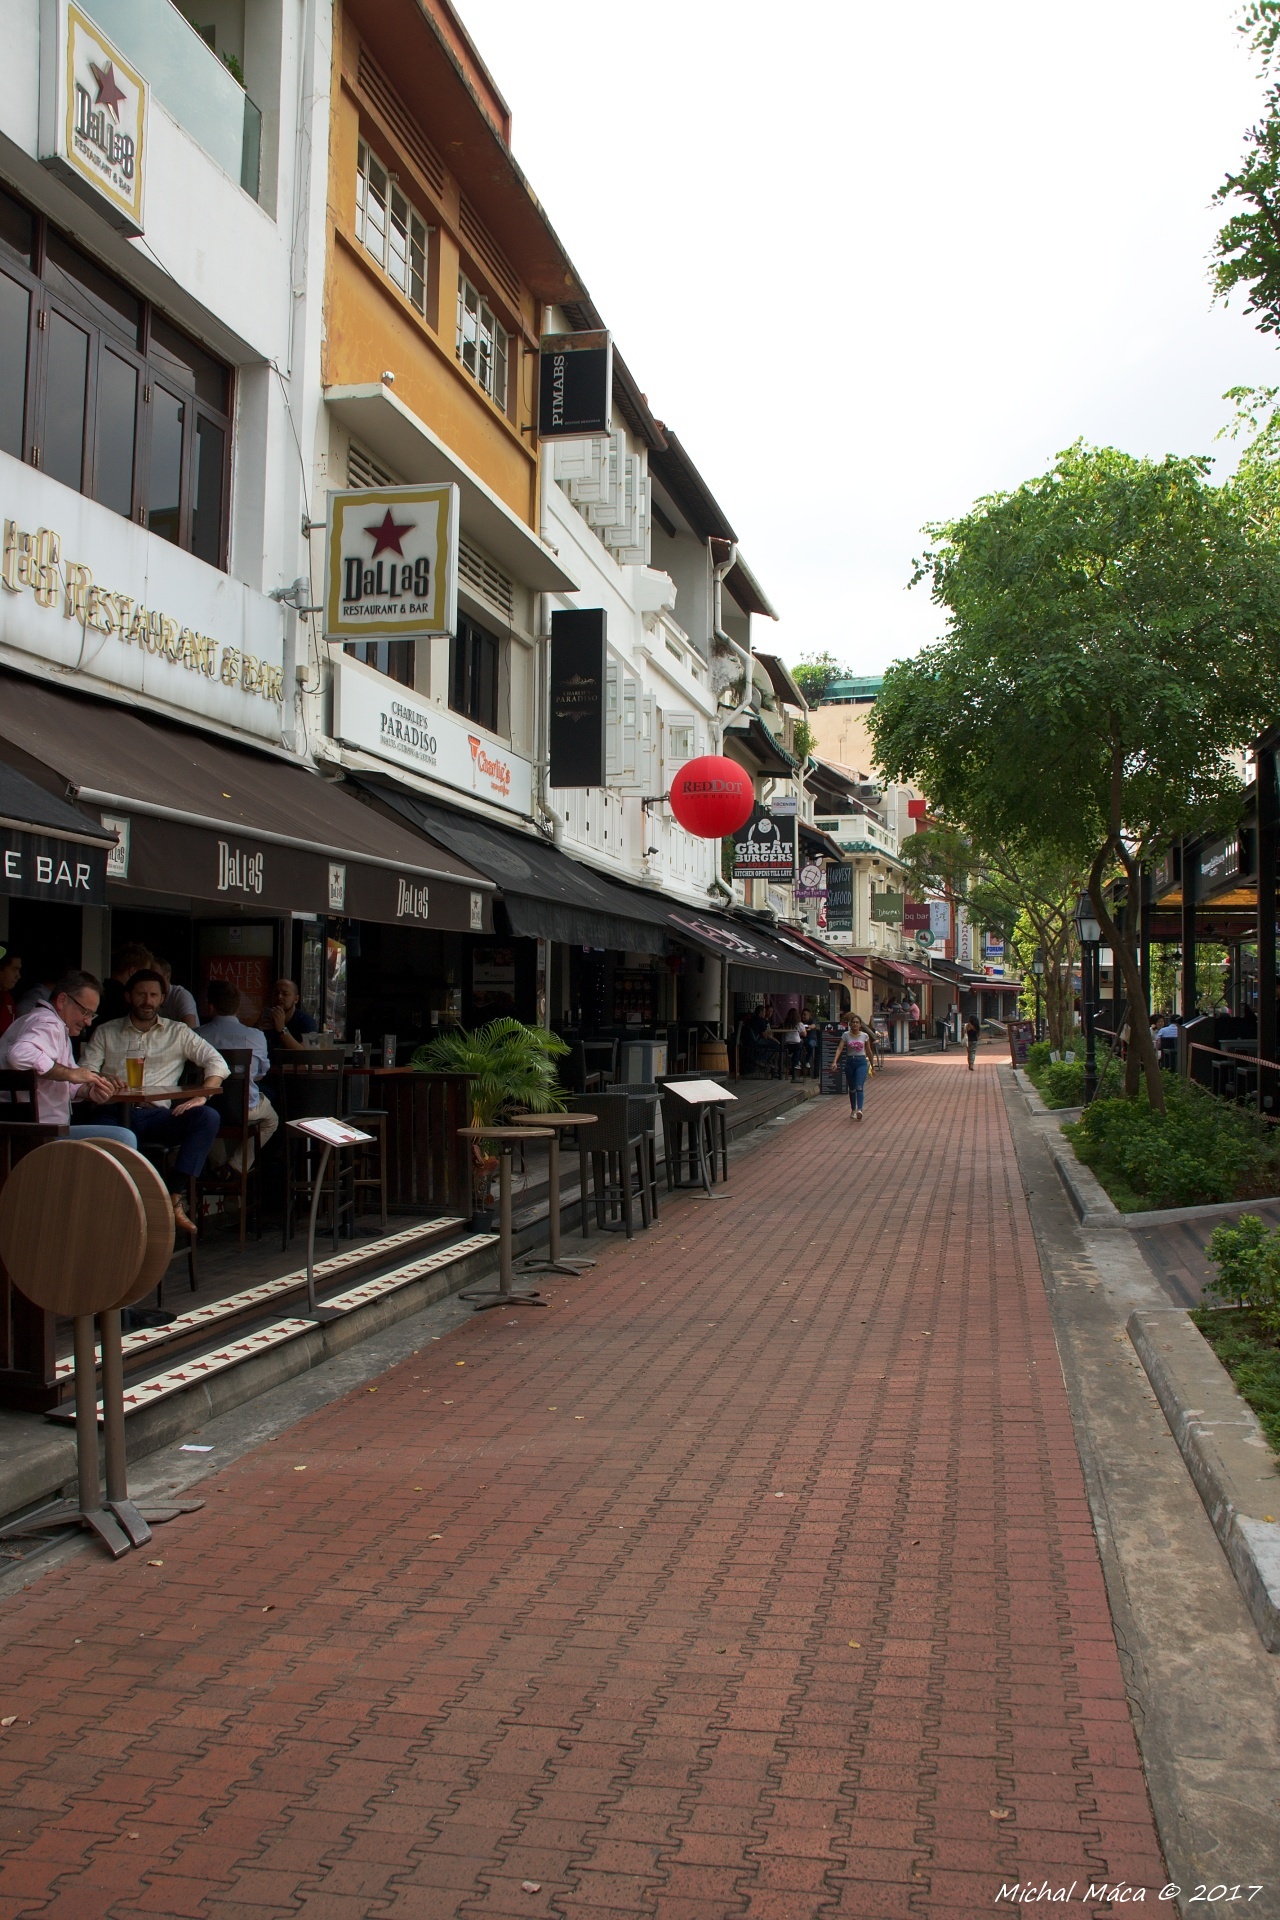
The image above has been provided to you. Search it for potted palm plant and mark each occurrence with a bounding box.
[412,1017,568,1228]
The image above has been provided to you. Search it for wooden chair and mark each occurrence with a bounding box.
[277,1050,353,1250]
[0,1069,40,1126]
[344,1108,389,1231]
[201,1048,265,1252]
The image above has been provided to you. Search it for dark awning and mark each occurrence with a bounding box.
[661,904,832,993]
[0,672,493,933]
[0,759,116,909]
[367,785,671,955]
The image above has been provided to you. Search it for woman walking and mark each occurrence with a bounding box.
[832,1013,876,1121]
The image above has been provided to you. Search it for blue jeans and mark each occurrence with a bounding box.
[844,1054,869,1112]
[98,1103,220,1183]
[69,1123,138,1149]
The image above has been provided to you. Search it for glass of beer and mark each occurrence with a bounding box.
[125,1055,144,1091]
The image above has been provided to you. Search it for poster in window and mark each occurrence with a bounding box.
[538,331,612,438]
[472,945,516,1014]
[549,608,606,788]
[325,937,347,1041]
[324,483,459,641]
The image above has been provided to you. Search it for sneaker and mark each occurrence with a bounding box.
[855,1110,863,1122]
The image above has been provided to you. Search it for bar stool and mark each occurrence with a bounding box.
[345,1109,389,1231]
[563,1092,655,1239]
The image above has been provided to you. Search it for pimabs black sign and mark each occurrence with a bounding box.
[538,331,612,439]
[0,829,107,905]
[732,806,796,882]
[549,609,606,788]
[826,862,853,931]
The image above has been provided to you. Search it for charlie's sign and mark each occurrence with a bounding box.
[324,484,459,642]
[40,2,148,234]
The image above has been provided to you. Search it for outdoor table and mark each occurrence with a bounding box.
[457,1126,553,1310]
[509,1112,598,1276]
[102,1087,188,1105]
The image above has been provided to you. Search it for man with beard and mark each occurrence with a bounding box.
[81,969,228,1235]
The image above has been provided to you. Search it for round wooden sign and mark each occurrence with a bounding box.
[0,1141,146,1317]
[86,1141,176,1306]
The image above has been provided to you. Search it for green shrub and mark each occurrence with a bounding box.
[1205,1215,1280,1335]
[1038,1060,1087,1107]
[1025,1040,1054,1078]
[1192,1305,1280,1451]
[1063,1075,1280,1211]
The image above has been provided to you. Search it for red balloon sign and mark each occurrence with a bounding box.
[668,756,755,838]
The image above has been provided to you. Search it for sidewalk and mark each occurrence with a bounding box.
[0,1053,1167,1919]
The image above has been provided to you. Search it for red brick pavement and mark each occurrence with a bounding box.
[0,1052,1167,1918]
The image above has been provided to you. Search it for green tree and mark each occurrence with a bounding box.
[790,651,850,705]
[870,442,1280,1111]
[901,824,1085,1052]
[1213,2,1280,334]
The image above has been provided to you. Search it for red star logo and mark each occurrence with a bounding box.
[90,59,128,120]
[365,509,414,558]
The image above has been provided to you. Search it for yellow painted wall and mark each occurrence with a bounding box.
[324,6,540,531]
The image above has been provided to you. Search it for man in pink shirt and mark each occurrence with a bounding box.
[0,969,136,1145]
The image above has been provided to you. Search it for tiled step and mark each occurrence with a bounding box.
[53,1218,467,1386]
[98,1233,496,1419]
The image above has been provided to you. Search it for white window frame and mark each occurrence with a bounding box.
[356,139,428,315]
[456,272,509,411]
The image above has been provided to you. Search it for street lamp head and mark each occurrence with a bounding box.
[1032,947,1045,976]
[1074,891,1101,945]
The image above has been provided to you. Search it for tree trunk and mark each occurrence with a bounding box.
[1089,857,1164,1115]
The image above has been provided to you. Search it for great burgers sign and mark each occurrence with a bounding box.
[324,483,460,642]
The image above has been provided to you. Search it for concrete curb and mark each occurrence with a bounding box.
[1127,1307,1280,1653]
[1046,1125,1280,1232]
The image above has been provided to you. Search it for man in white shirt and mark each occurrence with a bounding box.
[80,969,228,1235]
[198,978,278,1171]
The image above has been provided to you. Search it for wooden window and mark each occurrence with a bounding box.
[455,273,507,410]
[0,184,232,568]
[356,139,428,314]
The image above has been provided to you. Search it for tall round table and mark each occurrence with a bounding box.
[510,1112,597,1276]
[457,1126,553,1310]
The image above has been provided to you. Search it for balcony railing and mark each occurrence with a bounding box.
[87,0,262,200]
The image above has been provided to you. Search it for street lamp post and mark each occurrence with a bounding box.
[1074,892,1101,1104]
[1032,947,1044,1043]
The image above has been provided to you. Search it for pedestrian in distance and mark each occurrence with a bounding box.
[832,1013,876,1120]
[964,1015,981,1071]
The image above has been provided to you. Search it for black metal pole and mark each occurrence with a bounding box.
[1258,740,1278,1092]
[1034,977,1042,1042]
[1083,941,1098,1104]
[1181,837,1198,1019]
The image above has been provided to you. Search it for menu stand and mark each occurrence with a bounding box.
[510,1112,598,1277]
[0,1140,204,1560]
[663,1080,737,1198]
[287,1117,373,1322]
[457,1126,553,1309]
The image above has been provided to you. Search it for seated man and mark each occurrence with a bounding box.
[198,979,278,1172]
[80,969,228,1236]
[0,969,137,1147]
[261,978,317,1052]
[155,958,199,1029]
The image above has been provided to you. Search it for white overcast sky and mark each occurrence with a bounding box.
[461,0,1280,676]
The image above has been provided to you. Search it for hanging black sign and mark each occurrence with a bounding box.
[0,829,107,905]
[732,805,796,882]
[538,331,612,438]
[826,862,853,931]
[549,608,607,788]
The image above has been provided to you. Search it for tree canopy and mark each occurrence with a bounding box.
[1213,1,1280,334]
[870,440,1280,1105]
[790,651,851,705]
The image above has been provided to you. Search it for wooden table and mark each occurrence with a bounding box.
[456,1126,553,1310]
[509,1112,597,1276]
